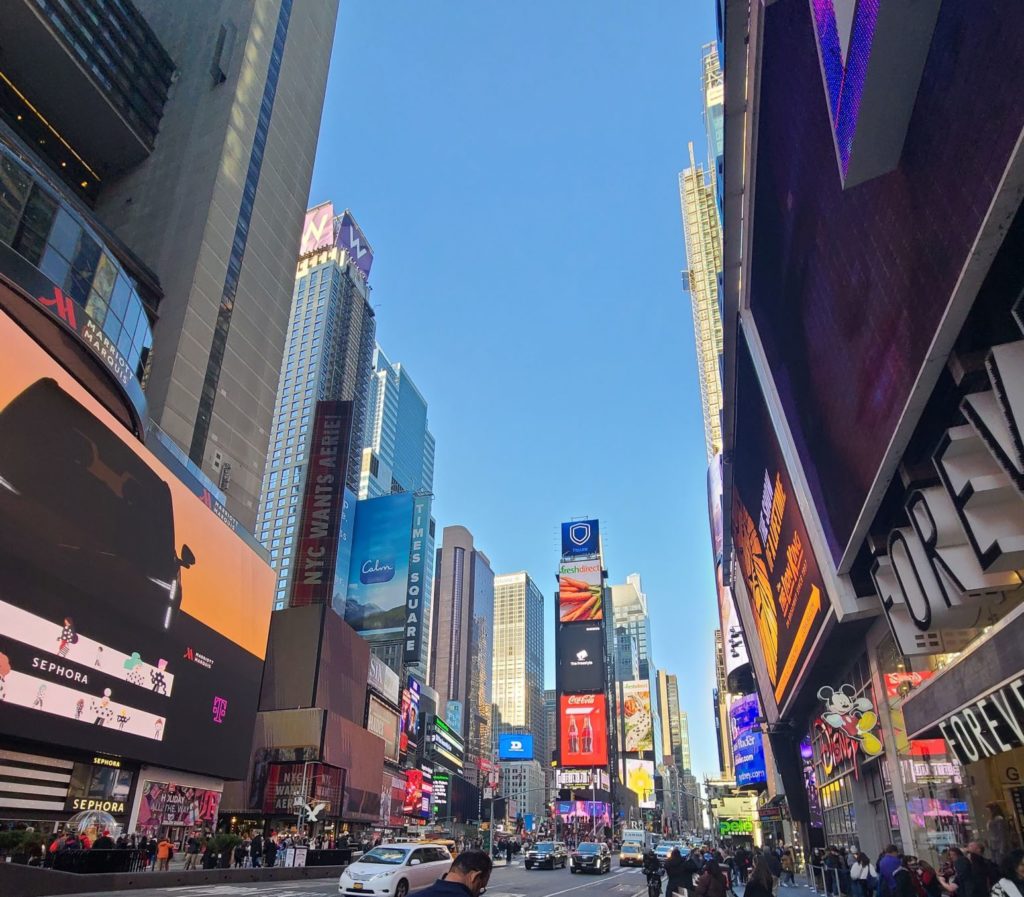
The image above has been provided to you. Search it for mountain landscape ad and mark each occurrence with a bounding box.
[343,492,414,636]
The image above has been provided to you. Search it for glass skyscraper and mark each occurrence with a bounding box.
[492,573,546,746]
[256,210,376,609]
[359,346,436,498]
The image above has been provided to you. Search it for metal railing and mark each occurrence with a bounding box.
[807,864,843,895]
[50,848,150,874]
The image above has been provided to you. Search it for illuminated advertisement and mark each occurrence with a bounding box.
[428,715,465,771]
[558,559,603,623]
[344,493,414,636]
[401,768,422,816]
[498,734,534,761]
[749,1,1022,564]
[300,202,335,255]
[64,759,134,815]
[400,676,421,754]
[290,401,354,608]
[624,759,655,808]
[445,700,463,734]
[731,695,767,788]
[329,487,357,618]
[337,210,374,282]
[561,519,600,558]
[137,781,221,831]
[0,311,274,779]
[368,695,401,764]
[403,494,431,664]
[622,680,654,753]
[367,654,401,705]
[432,772,449,816]
[731,333,830,711]
[557,623,605,692]
[555,800,611,827]
[710,455,750,681]
[719,819,754,836]
[559,693,608,768]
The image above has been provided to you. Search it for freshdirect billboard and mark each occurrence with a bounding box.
[558,558,603,623]
[0,310,274,779]
[622,680,654,753]
[732,332,830,712]
[559,693,609,768]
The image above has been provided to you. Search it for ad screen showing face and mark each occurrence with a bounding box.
[0,310,274,779]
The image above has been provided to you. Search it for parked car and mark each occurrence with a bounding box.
[619,842,644,867]
[338,843,451,897]
[525,842,567,870]
[569,841,611,874]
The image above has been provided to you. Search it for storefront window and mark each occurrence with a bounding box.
[876,633,978,864]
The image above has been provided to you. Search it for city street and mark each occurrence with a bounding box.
[71,859,653,897]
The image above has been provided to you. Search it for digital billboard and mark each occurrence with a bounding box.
[561,519,600,558]
[368,694,401,764]
[289,401,354,608]
[749,1,1023,564]
[730,694,767,787]
[732,332,830,711]
[0,310,274,779]
[559,693,609,768]
[337,210,374,282]
[400,676,420,754]
[624,759,656,808]
[555,800,611,827]
[498,733,535,761]
[329,487,357,618]
[367,654,400,706]
[557,623,605,692]
[622,680,654,753]
[344,492,414,635]
[402,768,423,815]
[710,454,750,681]
[300,202,335,255]
[558,558,603,623]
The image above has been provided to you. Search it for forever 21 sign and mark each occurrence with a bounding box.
[939,675,1024,766]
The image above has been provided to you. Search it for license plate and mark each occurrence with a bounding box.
[353,884,364,890]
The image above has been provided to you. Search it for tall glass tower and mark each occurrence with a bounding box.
[256,208,376,610]
[492,573,546,745]
[359,346,436,498]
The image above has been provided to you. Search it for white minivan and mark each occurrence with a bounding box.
[339,843,453,897]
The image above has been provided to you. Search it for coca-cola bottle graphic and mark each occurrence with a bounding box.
[568,716,580,755]
[582,715,593,754]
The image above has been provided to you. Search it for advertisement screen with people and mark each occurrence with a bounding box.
[0,310,275,779]
[559,693,609,767]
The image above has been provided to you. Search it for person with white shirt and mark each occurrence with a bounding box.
[850,852,878,897]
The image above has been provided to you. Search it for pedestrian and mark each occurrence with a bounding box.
[183,831,201,870]
[92,829,116,850]
[695,858,729,897]
[745,857,775,897]
[156,835,173,871]
[265,835,278,869]
[505,839,513,864]
[233,840,246,868]
[782,849,796,887]
[766,849,783,896]
[992,850,1024,897]
[851,852,878,897]
[988,807,1018,869]
[251,832,264,868]
[879,846,902,897]
[665,847,691,897]
[891,856,918,897]
[408,849,492,897]
[914,859,943,897]
[967,842,999,895]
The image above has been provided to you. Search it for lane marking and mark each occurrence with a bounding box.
[540,870,633,897]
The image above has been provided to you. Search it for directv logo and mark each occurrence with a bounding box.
[510,740,523,752]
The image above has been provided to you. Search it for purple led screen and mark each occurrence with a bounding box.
[749,0,1024,565]
[337,211,374,282]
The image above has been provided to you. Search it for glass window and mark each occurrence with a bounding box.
[48,208,81,259]
[0,154,32,244]
[39,245,70,287]
[109,276,132,321]
[92,253,117,301]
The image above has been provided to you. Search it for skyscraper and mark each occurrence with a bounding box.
[702,42,725,214]
[678,709,692,773]
[492,573,545,746]
[0,0,339,531]
[657,670,689,769]
[679,140,724,462]
[360,345,436,499]
[256,207,376,610]
[544,689,557,768]
[430,526,494,787]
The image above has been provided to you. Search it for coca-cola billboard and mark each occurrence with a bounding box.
[559,693,608,768]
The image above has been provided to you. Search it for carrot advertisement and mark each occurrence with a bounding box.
[558,559,603,622]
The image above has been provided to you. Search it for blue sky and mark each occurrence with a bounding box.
[309,1,720,779]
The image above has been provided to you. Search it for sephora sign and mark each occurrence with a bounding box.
[867,327,1024,655]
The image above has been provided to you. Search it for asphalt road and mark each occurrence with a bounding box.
[72,855,652,897]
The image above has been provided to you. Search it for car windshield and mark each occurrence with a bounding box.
[576,843,601,854]
[535,843,555,851]
[623,844,641,852]
[360,848,408,865]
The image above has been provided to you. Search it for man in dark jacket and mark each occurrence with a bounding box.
[92,830,116,850]
[250,833,263,868]
[410,850,492,897]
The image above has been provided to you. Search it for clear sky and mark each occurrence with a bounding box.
[308,1,721,780]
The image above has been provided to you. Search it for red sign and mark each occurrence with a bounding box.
[402,769,423,815]
[559,693,609,768]
[883,670,934,697]
[289,401,354,607]
[814,717,862,780]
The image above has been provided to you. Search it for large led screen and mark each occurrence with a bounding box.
[561,519,600,558]
[730,694,767,788]
[368,695,401,764]
[0,311,274,779]
[558,558,603,622]
[559,693,609,768]
[624,759,656,808]
[557,623,605,693]
[498,733,534,761]
[621,680,653,753]
[732,333,830,712]
[748,0,1024,564]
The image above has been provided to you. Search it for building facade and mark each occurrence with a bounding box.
[499,759,545,825]
[255,212,377,611]
[721,0,1024,861]
[359,345,436,499]
[492,573,546,746]
[429,526,495,787]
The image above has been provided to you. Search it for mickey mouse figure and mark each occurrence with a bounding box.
[817,684,883,756]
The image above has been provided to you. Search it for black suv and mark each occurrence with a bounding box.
[525,842,567,870]
[569,842,611,874]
